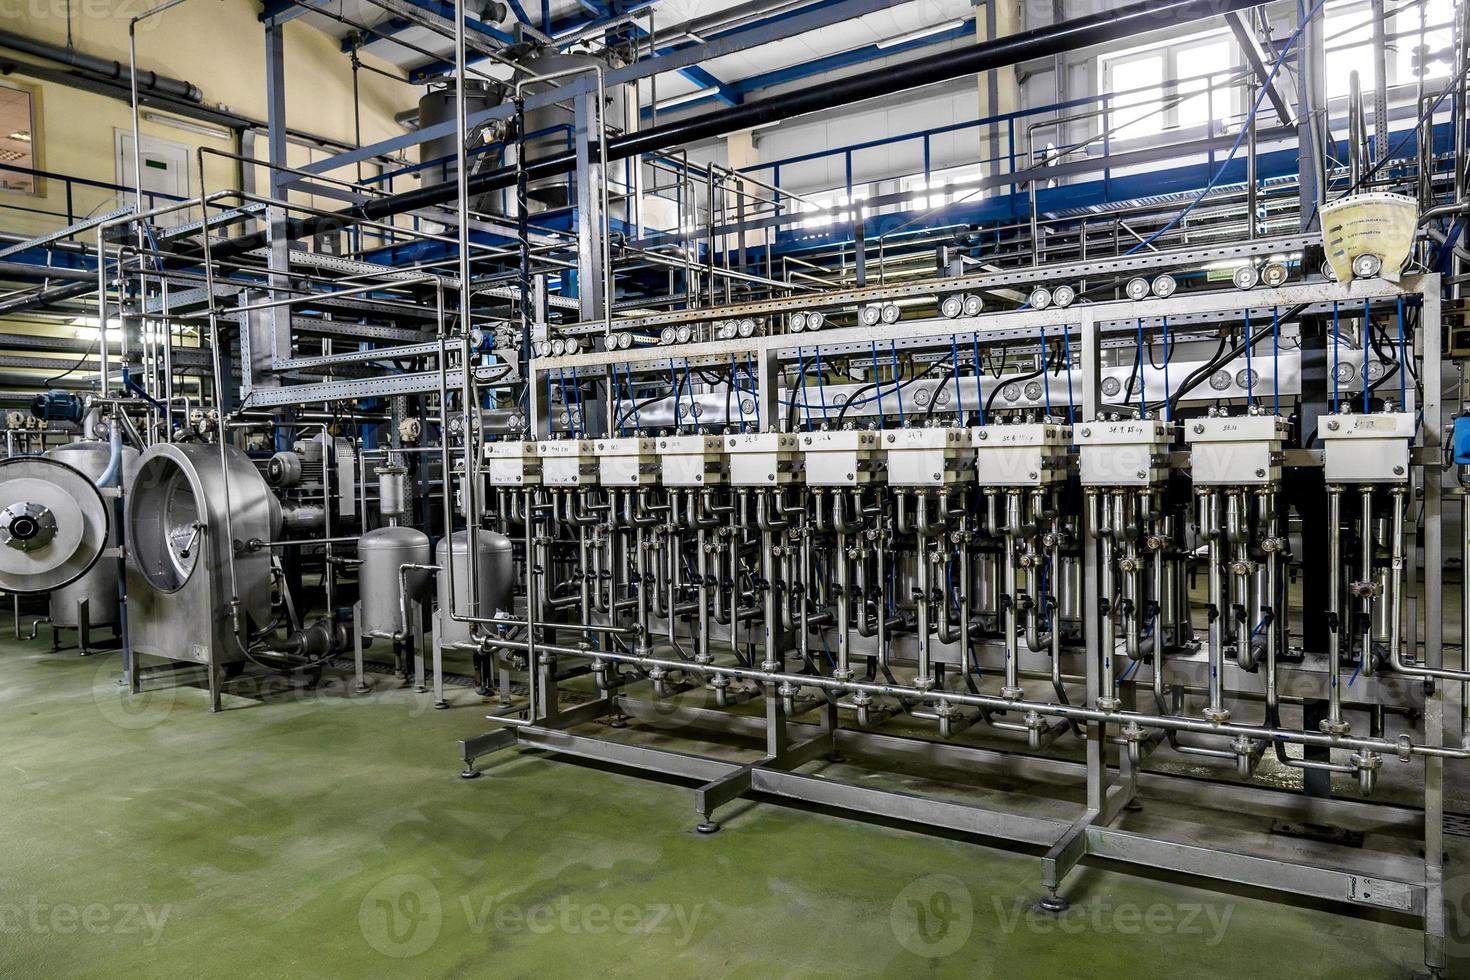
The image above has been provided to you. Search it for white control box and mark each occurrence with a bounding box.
[537,439,598,488]
[595,436,659,487]
[485,440,541,488]
[1184,414,1288,486]
[725,432,801,487]
[1319,411,1415,483]
[881,427,973,487]
[657,434,726,487]
[971,422,1071,486]
[799,430,883,486]
[1075,418,1174,487]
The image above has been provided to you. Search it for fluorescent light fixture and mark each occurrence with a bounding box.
[875,20,965,49]
[7,131,29,142]
[656,86,718,109]
[142,111,231,141]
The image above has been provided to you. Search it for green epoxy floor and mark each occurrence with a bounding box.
[0,639,1456,979]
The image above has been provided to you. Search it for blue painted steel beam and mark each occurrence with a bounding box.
[639,14,974,118]
[258,0,314,24]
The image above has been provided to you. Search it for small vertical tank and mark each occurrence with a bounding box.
[357,525,432,638]
[434,529,514,647]
[46,441,140,628]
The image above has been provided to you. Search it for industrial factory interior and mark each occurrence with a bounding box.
[5,0,1470,975]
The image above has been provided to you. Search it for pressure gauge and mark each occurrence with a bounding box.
[859,305,882,326]
[535,341,551,358]
[716,322,735,340]
[880,303,902,324]
[1029,286,1053,310]
[914,387,932,407]
[789,312,808,333]
[564,337,580,355]
[1001,382,1022,402]
[558,410,571,428]
[1151,274,1177,298]
[807,311,825,331]
[1234,368,1256,390]
[961,294,983,317]
[1321,260,1339,282]
[617,332,634,350]
[940,295,964,319]
[831,392,848,406]
[1023,381,1043,401]
[1126,277,1151,301]
[675,324,693,344]
[1261,262,1289,288]
[935,388,951,405]
[1352,253,1383,279]
[1365,360,1388,381]
[689,401,703,418]
[550,338,566,356]
[1232,266,1259,290]
[1101,376,1122,397]
[737,318,757,338]
[1209,369,1233,391]
[740,397,756,416]
[659,326,677,345]
[1332,363,1357,384]
[1053,284,1076,308]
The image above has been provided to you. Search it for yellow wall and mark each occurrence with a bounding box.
[0,0,413,239]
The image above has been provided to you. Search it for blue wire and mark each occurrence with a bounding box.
[950,335,964,417]
[971,334,986,425]
[682,357,694,431]
[731,356,746,432]
[1125,0,1326,255]
[1060,326,1075,425]
[744,352,759,428]
[1040,325,1053,417]
[569,366,584,436]
[1134,318,1146,414]
[1331,301,1341,412]
[1271,306,1280,417]
[1160,316,1172,421]
[1243,308,1254,409]
[889,340,906,423]
[1395,296,1407,406]
[670,362,681,431]
[1362,300,1371,413]
[870,341,886,427]
[796,347,812,431]
[814,345,830,424]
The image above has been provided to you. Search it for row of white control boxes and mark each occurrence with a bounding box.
[483,412,1415,491]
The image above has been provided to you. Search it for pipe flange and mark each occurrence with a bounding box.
[1350,750,1383,772]
[912,674,936,692]
[760,659,782,673]
[831,667,854,683]
[1096,696,1121,713]
[1000,685,1024,702]
[1202,706,1232,724]
[1318,718,1353,738]
[0,501,57,553]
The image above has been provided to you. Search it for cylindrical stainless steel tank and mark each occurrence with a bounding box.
[434,529,513,648]
[46,441,140,628]
[358,525,431,638]
[418,79,505,212]
[515,48,626,207]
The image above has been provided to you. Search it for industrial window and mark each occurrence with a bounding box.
[1099,31,1241,141]
[1324,0,1458,96]
[0,80,39,195]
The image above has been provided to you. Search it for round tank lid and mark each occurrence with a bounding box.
[0,456,109,594]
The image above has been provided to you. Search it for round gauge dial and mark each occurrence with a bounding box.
[961,294,983,317]
[1053,284,1076,308]
[1332,363,1357,383]
[1101,376,1122,397]
[1234,368,1256,390]
[1209,370,1232,391]
[1126,278,1150,301]
[880,303,902,324]
[737,318,757,338]
[1001,382,1022,402]
[1151,274,1177,298]
[1232,266,1259,290]
[1029,287,1052,310]
[1023,381,1043,401]
[940,295,964,319]
[789,312,807,332]
[859,305,882,326]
